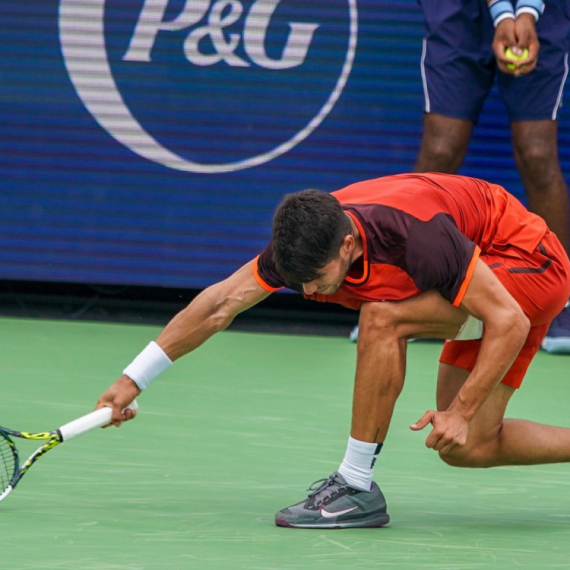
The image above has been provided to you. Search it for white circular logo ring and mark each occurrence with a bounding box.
[59,0,358,174]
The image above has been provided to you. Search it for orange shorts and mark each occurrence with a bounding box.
[440,230,570,389]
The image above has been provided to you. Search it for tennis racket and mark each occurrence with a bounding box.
[0,400,138,503]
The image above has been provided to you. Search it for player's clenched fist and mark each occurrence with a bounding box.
[410,409,469,455]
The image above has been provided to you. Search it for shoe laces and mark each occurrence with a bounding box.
[306,473,345,507]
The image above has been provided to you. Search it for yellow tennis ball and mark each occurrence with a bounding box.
[505,47,529,70]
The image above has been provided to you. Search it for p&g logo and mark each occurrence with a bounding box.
[59,0,357,173]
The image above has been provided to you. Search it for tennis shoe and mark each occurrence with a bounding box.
[275,472,389,529]
[542,302,570,354]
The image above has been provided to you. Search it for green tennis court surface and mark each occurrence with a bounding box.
[1,316,570,569]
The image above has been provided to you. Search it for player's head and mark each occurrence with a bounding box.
[272,189,354,293]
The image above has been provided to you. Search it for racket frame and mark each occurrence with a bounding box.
[0,427,63,501]
[0,402,137,503]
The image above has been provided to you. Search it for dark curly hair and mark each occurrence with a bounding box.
[272,189,353,285]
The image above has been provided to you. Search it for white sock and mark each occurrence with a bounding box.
[338,436,383,491]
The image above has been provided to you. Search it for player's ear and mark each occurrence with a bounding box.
[340,233,355,255]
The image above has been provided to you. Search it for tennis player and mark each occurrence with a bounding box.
[96,173,570,529]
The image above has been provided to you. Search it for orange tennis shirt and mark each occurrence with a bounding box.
[253,173,549,310]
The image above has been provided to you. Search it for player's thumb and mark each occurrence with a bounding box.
[409,410,435,431]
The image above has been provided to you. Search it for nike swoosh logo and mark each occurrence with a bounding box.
[320,506,358,519]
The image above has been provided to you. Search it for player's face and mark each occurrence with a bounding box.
[302,249,352,296]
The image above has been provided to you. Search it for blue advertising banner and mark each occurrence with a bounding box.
[1,1,569,289]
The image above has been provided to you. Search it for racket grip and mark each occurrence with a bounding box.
[59,400,139,441]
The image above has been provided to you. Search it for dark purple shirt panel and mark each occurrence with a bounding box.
[344,205,477,303]
[256,241,296,291]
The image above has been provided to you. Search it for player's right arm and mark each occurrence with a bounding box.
[155,259,271,361]
[96,259,272,424]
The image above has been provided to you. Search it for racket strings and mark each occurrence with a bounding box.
[0,435,16,489]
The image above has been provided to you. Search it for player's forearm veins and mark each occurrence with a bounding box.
[157,262,270,361]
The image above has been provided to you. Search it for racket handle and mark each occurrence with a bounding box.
[59,400,139,441]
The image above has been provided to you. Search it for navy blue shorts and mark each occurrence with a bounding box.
[419,0,570,121]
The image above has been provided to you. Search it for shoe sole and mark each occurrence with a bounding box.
[275,513,390,529]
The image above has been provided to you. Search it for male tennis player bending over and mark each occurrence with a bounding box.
[97,172,570,529]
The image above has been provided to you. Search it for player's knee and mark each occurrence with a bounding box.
[513,139,557,174]
[438,445,491,468]
[358,302,400,339]
[419,142,460,173]
[441,420,507,468]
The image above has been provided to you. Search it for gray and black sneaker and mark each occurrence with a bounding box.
[275,472,389,529]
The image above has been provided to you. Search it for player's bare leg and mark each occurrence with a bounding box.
[435,363,570,467]
[351,291,469,444]
[511,120,570,252]
[275,292,469,529]
[414,114,473,173]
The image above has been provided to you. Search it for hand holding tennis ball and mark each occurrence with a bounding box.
[505,47,529,70]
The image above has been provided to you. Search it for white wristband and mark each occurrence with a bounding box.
[515,6,540,20]
[515,0,544,21]
[489,0,515,27]
[123,341,173,391]
[493,12,515,26]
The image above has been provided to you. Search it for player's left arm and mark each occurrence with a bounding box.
[411,259,530,453]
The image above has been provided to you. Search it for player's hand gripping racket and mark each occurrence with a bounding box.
[0,401,138,503]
